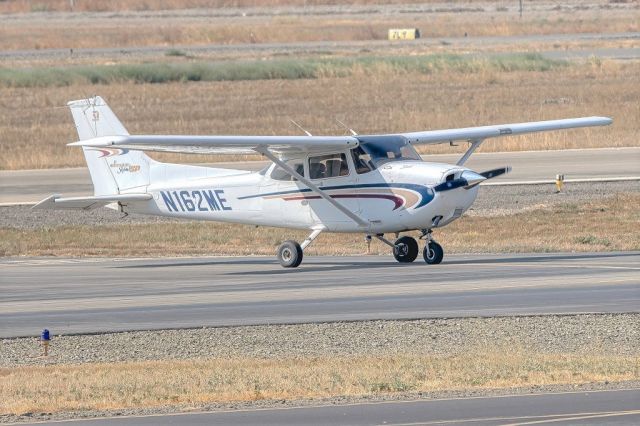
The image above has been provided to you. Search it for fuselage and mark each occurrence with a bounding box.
[125,151,479,234]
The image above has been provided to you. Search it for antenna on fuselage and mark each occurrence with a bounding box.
[336,118,358,136]
[288,118,313,137]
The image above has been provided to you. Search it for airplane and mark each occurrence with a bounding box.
[34,96,612,267]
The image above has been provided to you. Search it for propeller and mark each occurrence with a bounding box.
[433,166,511,192]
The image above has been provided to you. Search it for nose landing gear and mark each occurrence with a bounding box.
[420,229,444,264]
[423,241,444,264]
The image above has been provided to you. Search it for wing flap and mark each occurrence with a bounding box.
[32,194,152,210]
[400,116,612,145]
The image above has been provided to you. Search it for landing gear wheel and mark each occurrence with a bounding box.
[393,236,419,263]
[277,240,303,268]
[423,241,444,264]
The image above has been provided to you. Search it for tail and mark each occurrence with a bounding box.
[68,96,153,195]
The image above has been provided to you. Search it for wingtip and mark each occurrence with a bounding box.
[592,116,613,125]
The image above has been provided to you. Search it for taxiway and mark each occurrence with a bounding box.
[12,389,640,426]
[1,252,638,338]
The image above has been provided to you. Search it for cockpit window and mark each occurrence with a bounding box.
[350,146,374,174]
[351,136,421,174]
[308,153,349,180]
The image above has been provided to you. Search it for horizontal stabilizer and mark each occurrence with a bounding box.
[32,194,152,211]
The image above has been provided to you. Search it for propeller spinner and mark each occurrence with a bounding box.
[433,166,511,192]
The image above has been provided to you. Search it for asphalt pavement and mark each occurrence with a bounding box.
[1,148,638,204]
[1,252,638,338]
[13,389,640,425]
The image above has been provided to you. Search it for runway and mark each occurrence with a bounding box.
[1,252,638,338]
[1,147,639,204]
[16,389,640,425]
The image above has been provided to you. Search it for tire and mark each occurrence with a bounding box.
[277,240,303,268]
[423,241,444,264]
[393,236,419,263]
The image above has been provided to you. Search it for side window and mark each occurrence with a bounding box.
[271,162,304,181]
[309,153,349,180]
[350,146,373,174]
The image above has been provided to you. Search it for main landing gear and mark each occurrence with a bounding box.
[276,229,322,268]
[392,236,419,263]
[277,240,303,268]
[375,230,444,265]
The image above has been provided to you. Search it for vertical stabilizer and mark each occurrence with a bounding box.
[68,96,152,195]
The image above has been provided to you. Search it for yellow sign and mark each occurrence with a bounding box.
[388,29,420,40]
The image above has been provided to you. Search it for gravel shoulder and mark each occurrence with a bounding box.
[2,314,638,367]
[1,314,638,423]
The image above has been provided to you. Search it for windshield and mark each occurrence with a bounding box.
[351,136,421,173]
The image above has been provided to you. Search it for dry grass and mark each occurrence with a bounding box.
[1,350,638,415]
[2,14,637,50]
[0,60,637,170]
[1,0,453,14]
[2,193,638,257]
[1,1,637,50]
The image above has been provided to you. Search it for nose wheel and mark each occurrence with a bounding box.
[420,229,444,264]
[423,241,444,264]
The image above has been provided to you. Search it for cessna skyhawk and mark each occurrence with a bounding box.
[34,97,612,267]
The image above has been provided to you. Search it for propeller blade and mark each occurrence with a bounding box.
[480,166,512,180]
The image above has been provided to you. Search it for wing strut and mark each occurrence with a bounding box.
[456,139,483,166]
[255,147,368,228]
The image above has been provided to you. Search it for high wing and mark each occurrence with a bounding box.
[69,117,611,156]
[69,135,358,155]
[398,116,612,145]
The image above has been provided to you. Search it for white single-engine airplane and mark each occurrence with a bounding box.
[35,96,612,267]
